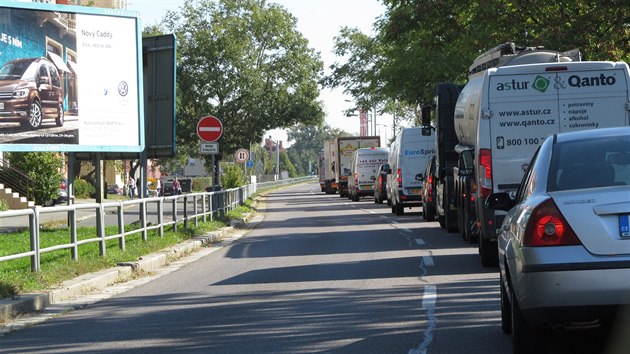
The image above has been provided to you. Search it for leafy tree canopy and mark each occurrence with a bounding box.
[286,123,348,175]
[160,0,325,163]
[325,0,630,116]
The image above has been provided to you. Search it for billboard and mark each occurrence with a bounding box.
[74,34,177,160]
[0,1,144,152]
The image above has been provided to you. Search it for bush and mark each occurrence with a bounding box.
[192,177,213,192]
[221,163,247,189]
[6,152,62,206]
[74,179,95,199]
[0,199,8,211]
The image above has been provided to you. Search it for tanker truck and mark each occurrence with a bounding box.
[423,42,630,266]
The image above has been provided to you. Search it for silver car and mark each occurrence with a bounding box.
[486,126,630,354]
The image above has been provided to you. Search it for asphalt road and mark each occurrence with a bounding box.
[0,183,618,353]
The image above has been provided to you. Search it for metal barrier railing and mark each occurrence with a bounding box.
[0,176,315,272]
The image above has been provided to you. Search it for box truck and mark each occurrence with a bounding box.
[323,140,337,194]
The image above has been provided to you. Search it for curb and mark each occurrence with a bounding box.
[0,197,263,324]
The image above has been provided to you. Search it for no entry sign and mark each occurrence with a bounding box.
[197,116,223,142]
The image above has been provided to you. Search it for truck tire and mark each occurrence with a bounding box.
[445,177,458,233]
[479,235,499,267]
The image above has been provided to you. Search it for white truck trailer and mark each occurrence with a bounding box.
[323,140,337,194]
[424,43,630,266]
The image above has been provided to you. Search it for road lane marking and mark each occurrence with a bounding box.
[422,256,434,267]
[409,284,437,354]
[415,239,425,246]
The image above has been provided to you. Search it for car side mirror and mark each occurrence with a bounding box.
[39,76,50,85]
[484,192,515,211]
[385,168,391,174]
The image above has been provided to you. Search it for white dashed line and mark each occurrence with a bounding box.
[408,285,437,354]
[422,256,434,267]
[415,239,425,246]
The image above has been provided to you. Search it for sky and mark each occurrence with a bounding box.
[126,0,396,146]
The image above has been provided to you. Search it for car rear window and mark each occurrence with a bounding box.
[549,135,630,191]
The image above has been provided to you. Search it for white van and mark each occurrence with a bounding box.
[386,127,435,215]
[348,147,389,201]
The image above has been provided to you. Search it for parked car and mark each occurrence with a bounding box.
[0,57,64,129]
[486,127,630,354]
[373,163,391,204]
[107,183,123,195]
[421,155,437,221]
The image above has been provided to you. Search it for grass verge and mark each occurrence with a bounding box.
[0,197,258,300]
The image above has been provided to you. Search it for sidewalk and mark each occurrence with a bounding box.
[0,197,264,330]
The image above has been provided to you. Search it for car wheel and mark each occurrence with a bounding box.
[387,198,391,206]
[422,203,428,220]
[479,236,499,267]
[28,100,42,129]
[500,277,512,334]
[395,202,404,215]
[511,291,543,354]
[56,102,64,127]
[426,205,435,221]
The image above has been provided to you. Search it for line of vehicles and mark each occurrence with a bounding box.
[318,127,435,215]
[318,42,630,352]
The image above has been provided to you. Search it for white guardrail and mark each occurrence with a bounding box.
[0,176,316,272]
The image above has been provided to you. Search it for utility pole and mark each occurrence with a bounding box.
[275,140,280,180]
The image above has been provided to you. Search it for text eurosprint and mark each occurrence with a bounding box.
[404,148,436,156]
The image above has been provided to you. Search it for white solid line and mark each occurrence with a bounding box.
[415,239,425,246]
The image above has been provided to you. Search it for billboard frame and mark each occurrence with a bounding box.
[0,1,145,153]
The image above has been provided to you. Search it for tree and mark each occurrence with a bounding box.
[279,150,297,178]
[7,152,62,206]
[286,123,347,175]
[160,0,325,165]
[329,0,630,111]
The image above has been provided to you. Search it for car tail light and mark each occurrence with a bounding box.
[479,149,492,198]
[354,173,358,185]
[523,199,581,247]
[397,169,402,188]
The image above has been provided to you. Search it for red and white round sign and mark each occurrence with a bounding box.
[197,116,223,142]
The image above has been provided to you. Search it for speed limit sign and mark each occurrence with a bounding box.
[235,148,249,163]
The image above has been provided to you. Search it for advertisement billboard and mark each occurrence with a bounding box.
[0,1,144,152]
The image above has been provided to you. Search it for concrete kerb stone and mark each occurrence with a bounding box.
[0,195,264,324]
